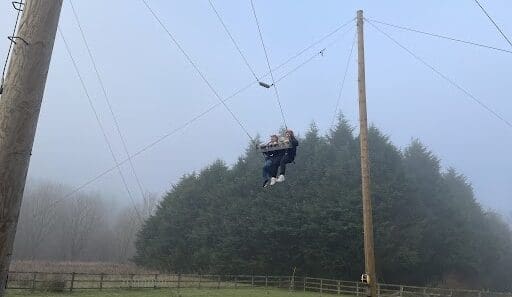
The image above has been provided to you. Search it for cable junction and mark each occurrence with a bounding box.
[58,28,144,222]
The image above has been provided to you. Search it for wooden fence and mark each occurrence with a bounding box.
[6,272,512,297]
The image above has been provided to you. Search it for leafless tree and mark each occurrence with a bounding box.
[14,181,64,259]
[65,193,104,260]
[14,180,160,263]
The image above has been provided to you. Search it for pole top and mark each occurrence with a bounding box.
[357,10,364,23]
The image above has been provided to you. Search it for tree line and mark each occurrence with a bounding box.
[134,117,512,291]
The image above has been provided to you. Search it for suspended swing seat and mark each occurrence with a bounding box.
[257,138,292,153]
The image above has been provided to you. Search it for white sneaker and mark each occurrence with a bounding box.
[277,175,285,183]
[270,177,277,186]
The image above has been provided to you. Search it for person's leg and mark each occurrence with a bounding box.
[266,158,278,185]
[276,156,289,182]
[270,159,280,178]
[279,161,287,176]
[263,159,272,187]
[278,155,291,176]
[262,159,272,181]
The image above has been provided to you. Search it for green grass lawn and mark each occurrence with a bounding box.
[7,288,328,297]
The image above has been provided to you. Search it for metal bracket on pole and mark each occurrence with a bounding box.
[7,36,28,45]
[12,1,25,11]
[361,273,370,284]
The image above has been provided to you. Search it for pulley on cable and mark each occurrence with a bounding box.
[258,81,272,89]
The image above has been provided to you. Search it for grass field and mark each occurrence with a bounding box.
[7,288,327,297]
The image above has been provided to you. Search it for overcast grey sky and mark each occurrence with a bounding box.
[1,1,510,213]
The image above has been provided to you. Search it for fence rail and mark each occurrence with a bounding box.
[6,271,512,297]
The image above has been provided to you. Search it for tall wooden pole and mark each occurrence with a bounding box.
[356,10,377,297]
[0,1,63,295]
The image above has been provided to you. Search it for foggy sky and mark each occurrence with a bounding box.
[1,1,510,214]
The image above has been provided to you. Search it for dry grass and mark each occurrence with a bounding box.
[10,261,156,274]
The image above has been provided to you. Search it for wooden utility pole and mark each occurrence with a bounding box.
[0,1,63,295]
[356,10,377,297]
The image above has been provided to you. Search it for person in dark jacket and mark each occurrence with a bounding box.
[262,135,284,187]
[276,129,299,183]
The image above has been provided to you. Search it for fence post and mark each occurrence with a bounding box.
[177,273,181,289]
[303,277,306,292]
[320,279,323,294]
[400,285,404,297]
[69,272,75,292]
[337,280,341,295]
[278,276,281,288]
[377,283,381,297]
[31,272,37,291]
[251,275,254,287]
[356,282,360,297]
[129,274,134,289]
[153,274,158,289]
[99,273,104,290]
[198,274,202,288]
[217,275,221,289]
[265,275,268,289]
[235,276,238,289]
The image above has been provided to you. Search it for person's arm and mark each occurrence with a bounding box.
[291,137,299,147]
